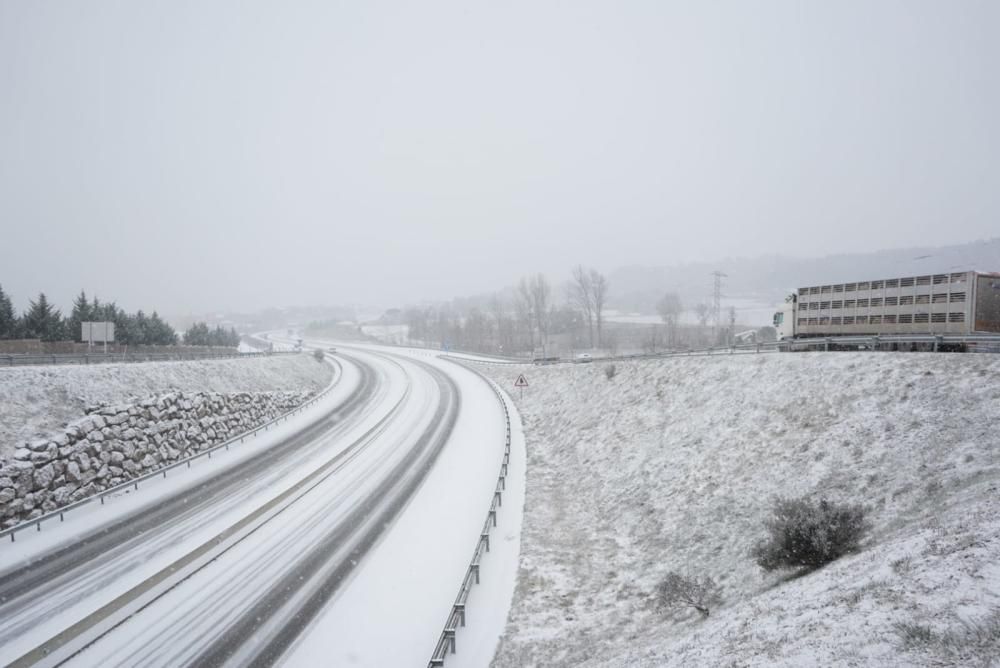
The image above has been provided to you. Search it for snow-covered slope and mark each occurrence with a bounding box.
[0,354,332,459]
[483,353,1000,667]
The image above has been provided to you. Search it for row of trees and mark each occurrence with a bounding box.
[399,268,762,356]
[181,322,241,347]
[402,266,612,356]
[0,285,178,345]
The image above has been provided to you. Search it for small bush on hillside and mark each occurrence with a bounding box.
[751,496,870,572]
[605,364,617,380]
[312,349,325,362]
[655,572,721,618]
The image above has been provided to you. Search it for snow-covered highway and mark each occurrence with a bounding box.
[0,344,524,667]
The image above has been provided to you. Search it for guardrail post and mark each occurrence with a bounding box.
[445,629,456,654]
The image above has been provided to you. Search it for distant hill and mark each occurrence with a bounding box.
[609,237,1000,314]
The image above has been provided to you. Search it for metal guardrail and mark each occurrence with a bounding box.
[428,364,513,667]
[0,354,339,544]
[446,334,1000,366]
[0,350,299,368]
[369,338,530,364]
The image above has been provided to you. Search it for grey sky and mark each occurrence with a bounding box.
[1,0,998,315]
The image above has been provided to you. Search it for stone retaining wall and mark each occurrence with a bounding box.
[0,390,311,529]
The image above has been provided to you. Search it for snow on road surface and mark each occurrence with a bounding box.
[0,353,331,459]
[0,343,524,668]
[483,352,1000,667]
[282,339,526,668]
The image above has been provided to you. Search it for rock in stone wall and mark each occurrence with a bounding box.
[0,390,311,529]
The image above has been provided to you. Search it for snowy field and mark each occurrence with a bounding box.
[0,354,331,459]
[483,352,1000,667]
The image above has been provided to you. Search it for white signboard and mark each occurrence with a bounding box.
[82,321,115,344]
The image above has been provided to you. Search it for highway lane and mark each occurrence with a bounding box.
[0,348,470,668]
[77,354,460,667]
[0,341,518,668]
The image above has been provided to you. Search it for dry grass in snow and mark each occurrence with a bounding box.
[482,352,1000,667]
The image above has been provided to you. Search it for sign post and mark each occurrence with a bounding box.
[514,373,529,399]
[82,321,115,354]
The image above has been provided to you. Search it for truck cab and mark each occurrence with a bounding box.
[773,295,796,340]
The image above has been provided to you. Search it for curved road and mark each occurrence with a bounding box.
[0,345,507,667]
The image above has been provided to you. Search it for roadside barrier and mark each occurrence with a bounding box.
[0,350,299,368]
[428,362,513,667]
[444,333,1000,367]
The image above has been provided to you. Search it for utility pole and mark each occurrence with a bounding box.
[711,271,727,343]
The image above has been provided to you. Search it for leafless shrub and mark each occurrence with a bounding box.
[605,363,617,380]
[312,348,325,362]
[655,572,721,618]
[751,496,870,572]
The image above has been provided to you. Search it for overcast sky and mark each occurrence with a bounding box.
[1,0,998,315]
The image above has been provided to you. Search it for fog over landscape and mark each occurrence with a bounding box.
[2,1,998,316]
[3,4,1000,668]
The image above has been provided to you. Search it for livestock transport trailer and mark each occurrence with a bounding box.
[773,270,1000,350]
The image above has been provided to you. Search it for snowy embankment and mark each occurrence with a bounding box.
[483,353,1000,667]
[0,354,331,459]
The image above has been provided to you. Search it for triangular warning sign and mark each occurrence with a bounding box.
[514,374,529,387]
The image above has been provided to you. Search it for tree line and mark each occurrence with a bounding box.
[402,266,612,356]
[398,266,759,356]
[180,322,241,347]
[0,286,179,345]
[0,285,243,348]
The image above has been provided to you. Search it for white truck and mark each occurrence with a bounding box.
[773,270,1000,347]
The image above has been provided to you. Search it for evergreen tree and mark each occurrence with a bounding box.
[133,310,149,345]
[22,293,64,341]
[69,290,91,342]
[149,312,178,345]
[0,284,17,340]
[183,322,211,346]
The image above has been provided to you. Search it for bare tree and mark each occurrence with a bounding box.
[694,302,711,327]
[655,572,722,618]
[656,292,683,348]
[489,293,511,355]
[515,277,534,353]
[569,265,595,347]
[589,269,609,349]
[528,273,551,355]
[694,301,712,346]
